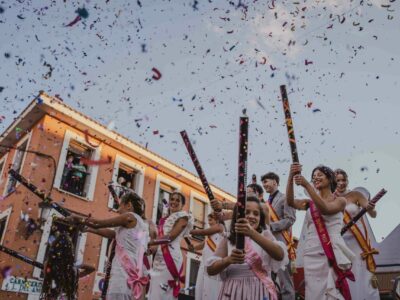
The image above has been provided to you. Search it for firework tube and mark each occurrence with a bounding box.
[148,237,171,246]
[280,85,300,165]
[180,131,215,201]
[341,188,387,235]
[8,169,70,217]
[0,245,44,269]
[236,116,249,250]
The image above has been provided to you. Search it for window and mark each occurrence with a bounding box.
[0,207,12,245]
[152,175,181,225]
[4,137,29,195]
[59,140,93,198]
[92,236,113,296]
[0,153,7,188]
[98,237,113,274]
[189,192,210,241]
[109,155,145,210]
[54,130,101,201]
[185,253,201,297]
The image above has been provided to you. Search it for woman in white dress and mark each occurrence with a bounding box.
[68,192,149,300]
[147,192,193,300]
[287,164,355,300]
[335,169,379,300]
[189,213,225,300]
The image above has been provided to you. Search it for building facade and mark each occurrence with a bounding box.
[0,93,235,299]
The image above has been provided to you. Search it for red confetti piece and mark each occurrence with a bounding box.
[151,68,162,80]
[65,15,81,27]
[260,57,267,65]
[153,130,159,135]
[80,156,112,166]
[305,59,313,65]
[84,130,101,148]
[306,102,313,108]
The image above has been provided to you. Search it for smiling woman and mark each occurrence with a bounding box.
[147,192,193,300]
[286,163,355,300]
[206,196,287,300]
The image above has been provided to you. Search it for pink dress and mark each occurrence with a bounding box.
[206,228,288,300]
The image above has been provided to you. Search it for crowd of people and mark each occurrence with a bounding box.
[49,163,379,300]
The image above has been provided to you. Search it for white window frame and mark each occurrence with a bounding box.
[53,130,101,201]
[108,154,145,208]
[152,174,181,223]
[92,235,115,296]
[3,132,32,196]
[189,191,211,230]
[0,207,12,245]
[33,208,87,278]
[0,153,9,187]
[184,251,202,295]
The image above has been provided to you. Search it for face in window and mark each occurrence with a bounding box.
[335,173,348,194]
[245,201,261,229]
[169,193,183,214]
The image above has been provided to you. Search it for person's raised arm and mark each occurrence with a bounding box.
[235,218,284,261]
[295,176,346,215]
[351,191,377,218]
[165,217,188,242]
[207,238,245,276]
[84,227,115,239]
[286,163,310,211]
[190,224,223,237]
[68,213,136,229]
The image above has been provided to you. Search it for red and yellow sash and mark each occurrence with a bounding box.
[267,203,296,260]
[206,237,217,252]
[343,210,379,273]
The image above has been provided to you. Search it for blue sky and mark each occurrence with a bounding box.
[1,0,399,240]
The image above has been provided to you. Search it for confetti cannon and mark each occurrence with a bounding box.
[341,188,387,235]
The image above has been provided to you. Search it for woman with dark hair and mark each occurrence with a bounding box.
[147,192,193,300]
[67,192,149,300]
[40,231,94,300]
[206,196,286,300]
[287,163,355,300]
[190,213,225,300]
[334,169,379,300]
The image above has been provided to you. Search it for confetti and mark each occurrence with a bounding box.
[80,156,112,166]
[151,68,162,80]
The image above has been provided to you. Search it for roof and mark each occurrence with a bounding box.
[0,92,236,202]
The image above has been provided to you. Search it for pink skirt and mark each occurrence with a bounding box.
[218,264,270,300]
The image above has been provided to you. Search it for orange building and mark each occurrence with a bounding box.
[0,92,235,299]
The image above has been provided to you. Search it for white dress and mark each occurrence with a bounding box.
[342,203,379,300]
[195,232,224,300]
[206,229,288,300]
[302,209,355,300]
[108,212,149,300]
[147,211,193,300]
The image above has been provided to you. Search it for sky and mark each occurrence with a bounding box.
[0,0,399,240]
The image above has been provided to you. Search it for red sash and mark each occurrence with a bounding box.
[158,217,184,297]
[309,202,354,300]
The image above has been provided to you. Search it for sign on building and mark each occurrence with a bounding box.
[1,276,42,295]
